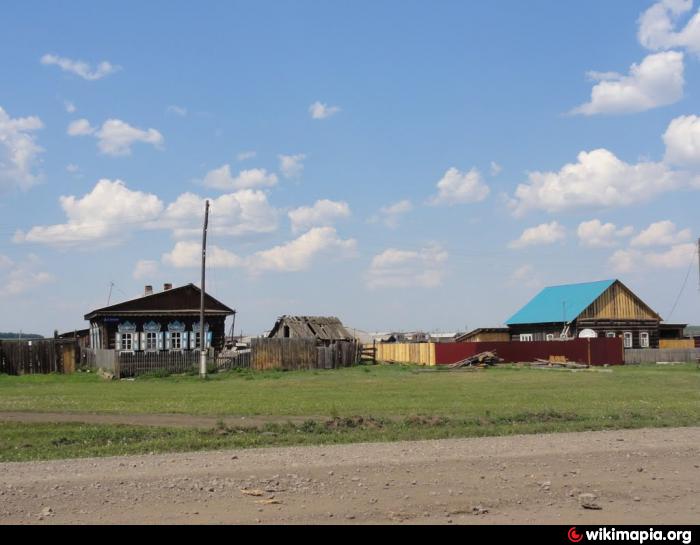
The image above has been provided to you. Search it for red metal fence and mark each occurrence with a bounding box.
[434,338,624,366]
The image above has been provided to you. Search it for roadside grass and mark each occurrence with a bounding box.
[2,408,698,463]
[0,363,698,462]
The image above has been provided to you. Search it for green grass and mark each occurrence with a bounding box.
[0,363,698,462]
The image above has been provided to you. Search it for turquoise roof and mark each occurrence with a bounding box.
[506,279,616,325]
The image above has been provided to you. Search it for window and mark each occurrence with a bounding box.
[545,334,554,341]
[623,332,633,348]
[520,334,534,342]
[121,333,133,351]
[171,332,182,350]
[606,331,616,338]
[640,331,650,348]
[145,332,158,351]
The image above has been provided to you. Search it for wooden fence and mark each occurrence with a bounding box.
[0,339,76,375]
[375,342,436,366]
[624,348,700,364]
[250,338,360,370]
[659,339,696,350]
[81,348,252,378]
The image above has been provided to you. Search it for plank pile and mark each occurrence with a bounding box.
[444,351,503,369]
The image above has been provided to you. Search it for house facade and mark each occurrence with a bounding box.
[84,283,235,352]
[506,279,682,349]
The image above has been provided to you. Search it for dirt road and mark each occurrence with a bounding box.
[1,427,698,524]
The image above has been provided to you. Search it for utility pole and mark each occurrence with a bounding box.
[199,200,210,378]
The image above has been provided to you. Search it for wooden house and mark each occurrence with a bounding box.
[267,316,353,346]
[455,328,510,343]
[84,283,235,352]
[505,279,683,349]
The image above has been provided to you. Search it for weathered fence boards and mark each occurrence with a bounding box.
[375,342,436,366]
[0,339,72,375]
[215,350,251,371]
[82,348,252,378]
[250,338,360,370]
[624,348,700,364]
[117,350,203,377]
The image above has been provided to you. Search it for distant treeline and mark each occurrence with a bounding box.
[0,332,45,340]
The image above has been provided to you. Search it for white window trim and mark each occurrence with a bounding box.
[623,331,633,348]
[606,331,616,338]
[640,331,650,348]
[545,334,554,341]
[520,334,534,342]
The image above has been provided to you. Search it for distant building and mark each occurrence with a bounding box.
[84,283,235,352]
[505,279,683,349]
[267,316,353,346]
[427,332,461,343]
[456,328,510,343]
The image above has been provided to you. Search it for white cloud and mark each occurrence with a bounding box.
[0,255,54,296]
[66,164,80,173]
[507,264,543,289]
[428,167,490,206]
[509,221,566,249]
[163,241,243,269]
[0,106,44,191]
[166,105,187,116]
[15,179,164,246]
[40,53,120,80]
[95,119,163,156]
[630,220,691,247]
[201,165,277,190]
[278,154,306,178]
[67,118,95,136]
[638,0,700,55]
[610,243,697,273]
[133,260,159,280]
[237,150,256,161]
[64,101,76,113]
[249,227,356,274]
[376,199,413,229]
[163,226,356,274]
[490,161,503,176]
[366,245,448,289]
[309,101,341,120]
[162,190,278,238]
[288,199,350,233]
[577,220,634,248]
[663,114,700,165]
[68,118,163,156]
[571,51,684,115]
[510,148,681,216]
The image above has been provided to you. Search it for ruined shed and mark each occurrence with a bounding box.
[267,316,353,346]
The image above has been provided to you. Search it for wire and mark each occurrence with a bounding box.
[666,244,699,320]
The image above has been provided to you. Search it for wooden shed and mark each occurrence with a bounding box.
[267,316,353,346]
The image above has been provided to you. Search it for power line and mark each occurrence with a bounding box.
[666,244,699,320]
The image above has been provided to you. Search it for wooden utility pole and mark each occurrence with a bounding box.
[199,200,210,378]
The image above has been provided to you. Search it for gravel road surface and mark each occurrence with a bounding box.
[1,427,698,524]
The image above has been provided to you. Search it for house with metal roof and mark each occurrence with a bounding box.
[505,279,678,349]
[85,283,235,352]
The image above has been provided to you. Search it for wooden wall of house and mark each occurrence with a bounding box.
[578,282,659,321]
[93,315,227,351]
[468,331,511,343]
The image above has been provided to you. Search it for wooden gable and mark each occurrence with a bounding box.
[84,284,234,319]
[577,280,660,321]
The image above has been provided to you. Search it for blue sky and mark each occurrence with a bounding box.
[1,0,699,336]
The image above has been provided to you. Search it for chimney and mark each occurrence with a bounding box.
[163,283,173,291]
[144,285,153,296]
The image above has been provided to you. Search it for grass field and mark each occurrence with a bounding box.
[0,363,698,462]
